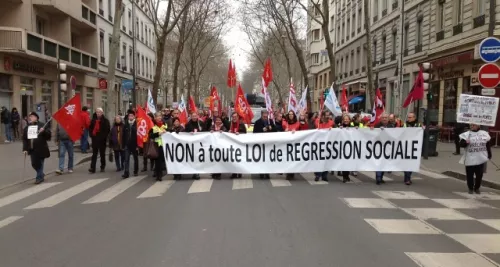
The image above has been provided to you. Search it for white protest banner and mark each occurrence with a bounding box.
[161,128,424,174]
[27,126,38,139]
[457,94,499,126]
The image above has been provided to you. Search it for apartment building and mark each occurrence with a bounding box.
[0,0,99,118]
[307,0,500,130]
[97,0,157,112]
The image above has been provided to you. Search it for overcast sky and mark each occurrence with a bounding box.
[223,0,251,79]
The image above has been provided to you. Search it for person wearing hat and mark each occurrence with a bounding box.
[122,109,139,178]
[88,107,110,173]
[22,112,51,184]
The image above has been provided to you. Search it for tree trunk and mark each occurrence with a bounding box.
[321,0,335,85]
[172,10,188,102]
[105,0,123,119]
[364,0,375,106]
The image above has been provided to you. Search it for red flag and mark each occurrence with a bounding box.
[370,88,385,125]
[262,58,273,87]
[402,66,425,108]
[136,106,154,148]
[188,95,197,114]
[210,86,221,115]
[52,94,83,142]
[340,85,349,113]
[178,95,188,126]
[318,94,324,128]
[234,84,254,124]
[227,59,236,88]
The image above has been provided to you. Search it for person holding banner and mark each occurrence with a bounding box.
[338,114,355,183]
[168,117,184,180]
[459,123,492,194]
[373,113,395,184]
[210,116,228,180]
[22,112,51,184]
[229,112,247,179]
[274,113,285,132]
[284,111,301,180]
[401,112,423,185]
[314,112,333,181]
[298,113,310,130]
[149,112,168,181]
[253,110,275,179]
[185,112,206,180]
[88,108,110,174]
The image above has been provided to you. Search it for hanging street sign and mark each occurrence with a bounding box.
[478,63,500,88]
[479,37,500,63]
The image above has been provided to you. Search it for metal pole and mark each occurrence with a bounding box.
[423,88,431,160]
[397,0,405,117]
[57,58,62,109]
[131,0,137,107]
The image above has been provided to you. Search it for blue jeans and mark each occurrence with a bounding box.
[114,150,125,170]
[3,124,12,141]
[376,171,384,182]
[30,154,45,181]
[58,140,74,171]
[80,129,89,153]
[314,171,328,179]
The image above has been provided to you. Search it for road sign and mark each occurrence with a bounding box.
[478,63,500,88]
[479,37,500,62]
[481,88,496,96]
[70,76,76,89]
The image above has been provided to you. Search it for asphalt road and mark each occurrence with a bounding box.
[0,163,500,267]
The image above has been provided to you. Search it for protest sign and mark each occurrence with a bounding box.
[161,128,424,174]
[457,94,499,126]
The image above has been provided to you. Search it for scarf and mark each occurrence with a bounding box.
[230,122,239,133]
[92,119,101,136]
[214,123,223,131]
[155,121,164,127]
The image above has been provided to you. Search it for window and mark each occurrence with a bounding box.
[456,0,463,23]
[337,26,341,42]
[442,79,458,126]
[312,53,319,64]
[99,0,103,11]
[107,0,112,18]
[373,40,377,62]
[342,22,345,40]
[382,0,387,11]
[330,16,334,30]
[108,35,112,61]
[358,8,362,29]
[99,31,105,62]
[346,55,349,73]
[36,16,45,35]
[122,43,126,69]
[146,58,149,76]
[477,0,485,15]
[141,56,144,75]
[351,51,355,71]
[358,47,363,70]
[312,29,320,41]
[352,13,356,32]
[140,21,144,40]
[373,0,379,17]
[438,1,444,30]
[128,9,132,31]
[382,36,386,59]
[136,19,139,38]
[346,18,350,38]
[416,20,422,45]
[71,33,77,47]
[391,31,397,56]
[404,25,409,50]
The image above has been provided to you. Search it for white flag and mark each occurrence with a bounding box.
[287,79,298,113]
[261,77,274,120]
[147,88,157,114]
[297,86,308,114]
[324,83,342,117]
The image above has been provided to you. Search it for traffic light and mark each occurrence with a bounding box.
[427,92,433,102]
[59,62,67,92]
[420,62,432,91]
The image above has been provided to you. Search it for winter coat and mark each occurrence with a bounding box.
[109,123,125,151]
[1,109,11,124]
[11,111,20,125]
[56,125,72,142]
[253,118,276,133]
[184,120,205,133]
[89,114,111,145]
[168,125,184,133]
[22,121,51,159]
[122,120,138,151]
[228,122,247,134]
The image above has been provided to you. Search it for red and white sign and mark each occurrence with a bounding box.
[98,78,107,89]
[478,63,500,88]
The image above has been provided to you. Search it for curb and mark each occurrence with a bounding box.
[420,165,500,191]
[0,154,92,191]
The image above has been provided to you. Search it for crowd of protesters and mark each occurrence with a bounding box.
[18,104,492,194]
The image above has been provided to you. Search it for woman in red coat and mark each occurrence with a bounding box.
[283,111,303,180]
[298,113,309,131]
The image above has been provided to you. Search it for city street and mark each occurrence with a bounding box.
[1,162,500,267]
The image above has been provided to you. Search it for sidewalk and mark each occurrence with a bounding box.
[421,142,500,190]
[0,141,91,190]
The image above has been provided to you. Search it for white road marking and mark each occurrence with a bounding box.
[83,176,146,204]
[335,173,362,183]
[301,173,328,185]
[372,191,428,200]
[341,198,397,209]
[389,172,423,180]
[25,179,108,209]
[402,208,474,220]
[418,169,450,179]
[454,192,500,200]
[448,234,500,254]
[405,252,498,267]
[478,220,500,231]
[431,199,494,209]
[0,216,23,229]
[269,175,292,187]
[137,180,175,198]
[364,219,440,234]
[0,182,62,209]
[187,179,213,194]
[232,178,253,190]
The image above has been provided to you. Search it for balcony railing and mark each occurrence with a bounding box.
[382,9,387,16]
[380,57,385,64]
[357,27,361,33]
[453,23,463,35]
[403,48,409,57]
[349,70,353,76]
[390,53,396,61]
[436,30,444,41]
[0,28,98,71]
[361,66,366,72]
[81,5,96,25]
[392,1,398,9]
[373,15,378,23]
[415,44,422,53]
[473,15,485,28]
[355,68,359,74]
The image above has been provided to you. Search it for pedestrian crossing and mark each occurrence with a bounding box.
[0,171,451,217]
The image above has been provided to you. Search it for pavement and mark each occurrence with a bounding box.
[0,164,499,267]
[421,142,500,190]
[0,141,91,190]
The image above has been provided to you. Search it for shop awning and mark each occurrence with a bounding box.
[348,95,365,105]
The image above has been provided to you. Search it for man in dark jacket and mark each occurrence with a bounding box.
[88,108,110,173]
[122,109,139,178]
[23,112,51,184]
[185,112,205,179]
[401,112,423,185]
[55,124,74,175]
[253,110,275,179]
[374,113,395,184]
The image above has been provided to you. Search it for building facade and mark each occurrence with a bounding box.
[97,0,157,113]
[307,0,500,130]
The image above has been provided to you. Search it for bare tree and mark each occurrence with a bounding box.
[363,0,375,105]
[105,0,123,119]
